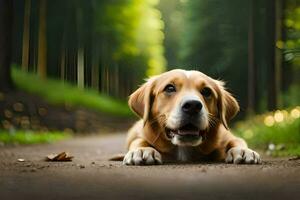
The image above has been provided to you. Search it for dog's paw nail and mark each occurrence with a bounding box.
[123,148,162,166]
[226,147,261,164]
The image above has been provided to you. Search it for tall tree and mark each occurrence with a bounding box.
[158,0,184,69]
[22,0,31,71]
[77,48,84,89]
[266,0,277,110]
[91,40,99,90]
[0,0,13,91]
[37,0,47,79]
[76,3,84,89]
[274,0,284,107]
[247,0,256,114]
[10,0,166,99]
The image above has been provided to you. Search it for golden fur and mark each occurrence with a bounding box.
[123,69,260,165]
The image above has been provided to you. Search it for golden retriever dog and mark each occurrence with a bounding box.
[123,69,261,165]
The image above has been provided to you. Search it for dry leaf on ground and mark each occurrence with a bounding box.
[46,152,73,162]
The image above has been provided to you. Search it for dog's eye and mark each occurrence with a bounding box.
[201,87,212,98]
[164,84,176,93]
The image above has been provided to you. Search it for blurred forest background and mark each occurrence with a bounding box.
[0,0,299,155]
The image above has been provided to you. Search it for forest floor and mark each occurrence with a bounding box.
[0,90,133,134]
[1,133,300,200]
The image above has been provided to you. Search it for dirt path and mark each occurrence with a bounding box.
[0,134,299,200]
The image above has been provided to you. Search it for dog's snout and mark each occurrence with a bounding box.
[181,100,202,115]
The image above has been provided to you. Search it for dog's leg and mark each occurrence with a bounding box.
[123,138,162,165]
[225,136,261,164]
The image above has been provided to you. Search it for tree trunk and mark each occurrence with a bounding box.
[22,0,31,71]
[274,0,283,107]
[0,0,13,91]
[114,63,119,98]
[77,48,84,89]
[91,52,99,90]
[60,47,65,81]
[266,0,277,110]
[37,0,47,79]
[281,0,290,94]
[247,0,256,115]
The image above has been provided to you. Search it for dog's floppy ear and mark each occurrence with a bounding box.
[128,77,156,122]
[215,80,239,129]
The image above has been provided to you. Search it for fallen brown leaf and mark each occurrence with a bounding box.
[46,152,73,162]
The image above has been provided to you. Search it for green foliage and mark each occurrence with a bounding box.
[18,0,166,99]
[12,68,132,117]
[283,0,300,71]
[234,106,300,156]
[282,84,300,107]
[284,1,300,51]
[93,0,165,77]
[137,0,166,76]
[157,0,185,68]
[0,130,69,144]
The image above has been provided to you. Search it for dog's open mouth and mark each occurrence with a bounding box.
[165,123,205,139]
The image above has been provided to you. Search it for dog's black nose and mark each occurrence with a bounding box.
[181,100,202,115]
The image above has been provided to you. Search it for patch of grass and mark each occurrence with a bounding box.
[12,67,132,117]
[0,130,70,145]
[233,106,300,157]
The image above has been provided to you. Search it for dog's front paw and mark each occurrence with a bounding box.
[123,147,162,166]
[225,147,261,164]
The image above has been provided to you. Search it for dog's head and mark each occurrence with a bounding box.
[129,69,239,147]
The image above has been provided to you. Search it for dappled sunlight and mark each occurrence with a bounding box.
[235,106,300,156]
[264,115,275,127]
[290,107,300,118]
[274,110,284,122]
[262,106,300,126]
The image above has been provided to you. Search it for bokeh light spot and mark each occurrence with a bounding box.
[274,110,284,122]
[264,115,275,127]
[290,108,300,119]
